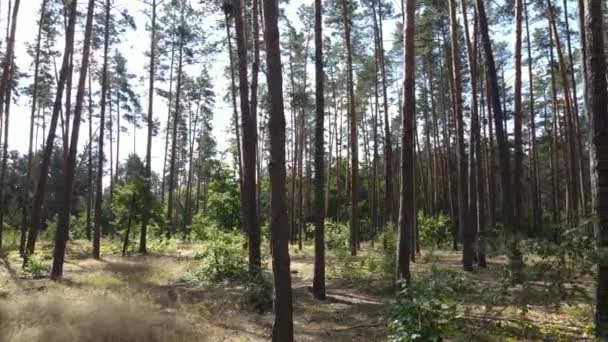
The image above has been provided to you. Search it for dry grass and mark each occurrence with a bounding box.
[0,238,595,341]
[0,295,201,342]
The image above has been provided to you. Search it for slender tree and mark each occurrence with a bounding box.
[24,0,77,262]
[398,0,416,284]
[93,0,112,259]
[339,0,359,256]
[51,0,95,280]
[263,0,294,339]
[586,0,608,337]
[312,0,325,300]
[232,0,261,274]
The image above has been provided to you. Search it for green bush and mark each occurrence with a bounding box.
[147,238,178,254]
[192,229,248,282]
[191,214,218,241]
[326,220,349,249]
[388,267,465,341]
[242,271,273,313]
[418,212,451,247]
[24,253,49,278]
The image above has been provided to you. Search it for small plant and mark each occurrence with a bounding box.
[242,271,273,313]
[388,267,464,341]
[418,212,451,248]
[147,238,178,254]
[326,220,349,249]
[24,253,49,278]
[192,229,248,282]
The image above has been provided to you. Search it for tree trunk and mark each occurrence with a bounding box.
[20,0,47,255]
[513,0,524,238]
[398,0,416,284]
[449,0,471,271]
[233,0,261,274]
[585,0,608,336]
[140,0,157,254]
[0,0,19,250]
[24,0,75,263]
[312,0,325,300]
[263,0,294,339]
[93,0,112,260]
[167,28,184,238]
[50,0,95,279]
[340,0,359,256]
[475,0,522,282]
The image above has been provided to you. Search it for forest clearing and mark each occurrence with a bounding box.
[0,234,597,341]
[0,0,607,340]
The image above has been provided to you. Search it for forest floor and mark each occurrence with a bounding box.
[0,238,596,341]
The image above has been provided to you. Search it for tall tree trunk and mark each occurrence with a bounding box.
[475,0,522,281]
[20,0,47,255]
[398,0,416,284]
[0,0,19,249]
[312,0,325,300]
[224,12,244,232]
[514,0,524,241]
[51,0,95,279]
[449,0,471,271]
[525,0,542,234]
[263,0,294,339]
[140,0,157,254]
[340,0,359,256]
[547,0,580,222]
[160,38,175,206]
[585,0,608,336]
[233,0,261,275]
[24,0,75,262]
[87,65,93,241]
[167,27,184,238]
[251,0,261,222]
[93,0,111,259]
[461,0,484,267]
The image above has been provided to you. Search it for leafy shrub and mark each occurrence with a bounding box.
[147,238,179,254]
[326,220,349,249]
[191,214,218,241]
[418,212,451,247]
[24,253,49,278]
[388,267,465,341]
[192,229,248,282]
[242,271,273,313]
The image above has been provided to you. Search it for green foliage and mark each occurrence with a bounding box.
[193,164,241,233]
[147,238,179,254]
[326,220,349,249]
[112,155,164,234]
[242,271,273,314]
[388,267,465,342]
[23,253,49,278]
[418,212,451,247]
[192,229,247,282]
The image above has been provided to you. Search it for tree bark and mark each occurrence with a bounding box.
[24,0,76,263]
[585,0,608,337]
[50,0,94,279]
[93,0,112,260]
[263,0,294,339]
[20,0,47,255]
[233,0,261,274]
[475,0,522,281]
[312,0,325,300]
[398,0,416,284]
[340,0,359,256]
